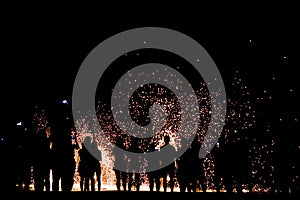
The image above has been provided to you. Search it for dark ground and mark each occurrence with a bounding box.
[6,191,299,200]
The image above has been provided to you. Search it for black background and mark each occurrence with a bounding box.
[1,3,299,146]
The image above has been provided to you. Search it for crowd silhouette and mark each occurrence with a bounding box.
[0,101,298,194]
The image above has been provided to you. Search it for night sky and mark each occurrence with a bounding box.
[1,16,299,134]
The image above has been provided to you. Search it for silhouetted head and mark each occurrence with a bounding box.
[164,135,170,144]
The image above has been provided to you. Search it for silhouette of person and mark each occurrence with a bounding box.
[112,136,128,191]
[51,131,77,191]
[78,141,92,191]
[1,122,33,192]
[147,135,177,192]
[127,138,143,191]
[159,135,176,192]
[177,138,206,193]
[13,122,34,191]
[32,125,52,191]
[78,136,102,191]
[1,131,17,192]
[49,102,77,191]
[21,128,34,192]
[147,141,161,192]
[88,138,102,192]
